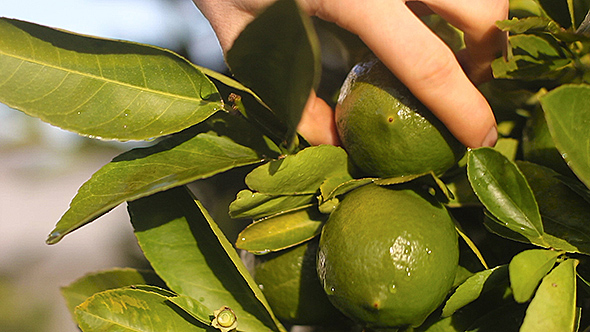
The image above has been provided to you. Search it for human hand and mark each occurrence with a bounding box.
[192,0,508,148]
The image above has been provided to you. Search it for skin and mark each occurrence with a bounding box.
[192,0,508,148]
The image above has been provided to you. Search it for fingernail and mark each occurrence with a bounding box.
[481,126,498,147]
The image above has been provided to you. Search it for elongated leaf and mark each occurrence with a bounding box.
[467,148,544,242]
[520,259,578,332]
[518,161,590,254]
[199,66,289,147]
[508,249,561,303]
[75,287,207,332]
[128,186,285,332]
[0,18,222,141]
[236,207,326,254]
[229,190,314,220]
[442,265,508,317]
[226,0,321,148]
[46,112,274,244]
[246,145,351,195]
[168,295,213,325]
[540,84,590,189]
[62,268,165,318]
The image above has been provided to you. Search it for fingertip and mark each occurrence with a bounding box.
[480,126,498,148]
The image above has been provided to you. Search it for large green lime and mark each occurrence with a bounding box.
[317,183,459,328]
[336,55,465,178]
[254,239,348,326]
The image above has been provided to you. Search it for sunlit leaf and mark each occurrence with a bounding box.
[46,112,273,244]
[236,207,326,254]
[0,18,222,141]
[61,268,165,318]
[467,148,544,243]
[128,186,285,332]
[75,287,207,332]
[168,295,213,325]
[229,190,314,220]
[442,265,508,317]
[508,249,561,303]
[540,84,590,189]
[226,0,321,149]
[520,259,578,332]
[246,145,351,195]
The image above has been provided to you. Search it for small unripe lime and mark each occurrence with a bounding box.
[317,183,459,328]
[336,55,465,178]
[254,239,349,326]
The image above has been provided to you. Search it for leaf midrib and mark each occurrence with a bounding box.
[0,50,210,103]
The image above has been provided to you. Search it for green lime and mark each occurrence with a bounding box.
[317,183,459,328]
[254,238,349,326]
[336,55,465,178]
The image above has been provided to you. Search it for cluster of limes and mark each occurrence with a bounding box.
[254,55,463,330]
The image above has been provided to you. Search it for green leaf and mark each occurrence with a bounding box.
[497,16,587,42]
[442,265,509,317]
[167,295,213,326]
[199,66,289,148]
[540,84,590,189]
[128,186,285,332]
[229,190,315,220]
[226,0,321,149]
[509,34,564,58]
[508,249,562,303]
[245,145,351,195]
[0,18,222,141]
[61,268,165,318]
[236,207,326,254]
[467,148,544,243]
[520,259,578,332]
[492,54,574,81]
[517,161,590,254]
[46,112,273,244]
[75,287,207,332]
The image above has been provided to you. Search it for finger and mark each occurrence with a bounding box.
[315,0,498,148]
[417,0,509,83]
[297,91,341,146]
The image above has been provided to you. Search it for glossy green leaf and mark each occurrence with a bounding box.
[236,207,326,254]
[467,148,544,242]
[75,287,207,332]
[520,259,578,332]
[321,178,375,203]
[61,268,165,318]
[442,265,508,317]
[517,161,590,254]
[168,295,213,325]
[0,18,222,141]
[128,186,285,332]
[508,249,561,303]
[46,112,273,244]
[246,145,351,195]
[540,84,590,189]
[226,0,321,148]
[229,190,314,220]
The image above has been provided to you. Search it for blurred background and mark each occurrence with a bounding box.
[0,0,225,331]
